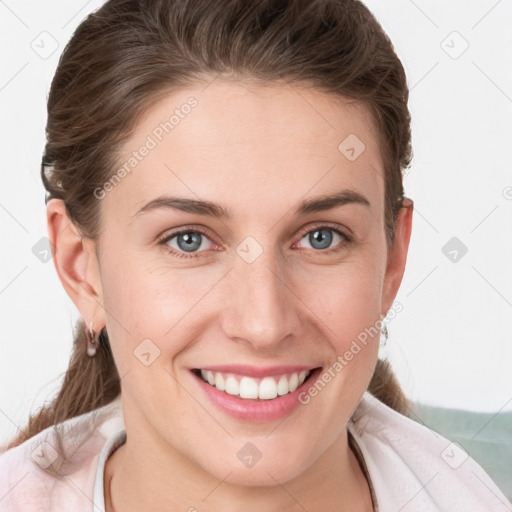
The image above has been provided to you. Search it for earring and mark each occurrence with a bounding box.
[380,324,389,346]
[87,321,98,357]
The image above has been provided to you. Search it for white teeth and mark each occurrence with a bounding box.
[277,375,289,395]
[259,377,278,399]
[198,369,311,400]
[239,377,259,399]
[225,376,239,396]
[215,372,225,391]
[288,373,299,392]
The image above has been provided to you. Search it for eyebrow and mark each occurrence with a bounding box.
[132,189,370,220]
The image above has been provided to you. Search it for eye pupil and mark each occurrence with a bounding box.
[177,232,202,252]
[309,229,333,250]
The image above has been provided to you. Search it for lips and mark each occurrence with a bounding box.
[190,365,323,422]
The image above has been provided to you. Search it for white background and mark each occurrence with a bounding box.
[1,0,511,447]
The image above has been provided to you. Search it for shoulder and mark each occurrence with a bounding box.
[348,392,511,512]
[0,397,124,512]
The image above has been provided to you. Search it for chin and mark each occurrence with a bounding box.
[195,441,315,488]
[219,463,306,488]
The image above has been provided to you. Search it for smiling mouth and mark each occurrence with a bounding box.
[192,367,320,400]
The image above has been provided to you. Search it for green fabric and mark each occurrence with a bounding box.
[411,403,512,501]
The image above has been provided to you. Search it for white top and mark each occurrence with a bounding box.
[1,392,510,511]
[93,428,126,511]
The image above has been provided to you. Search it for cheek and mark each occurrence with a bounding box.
[99,253,220,357]
[298,253,385,397]
[304,257,384,341]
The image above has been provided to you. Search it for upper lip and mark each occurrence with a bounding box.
[193,364,320,378]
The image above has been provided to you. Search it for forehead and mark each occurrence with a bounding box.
[102,80,384,224]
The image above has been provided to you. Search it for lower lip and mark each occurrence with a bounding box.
[191,367,322,422]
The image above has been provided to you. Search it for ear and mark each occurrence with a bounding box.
[46,198,106,332]
[381,197,414,316]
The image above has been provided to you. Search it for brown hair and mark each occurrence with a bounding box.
[5,0,412,456]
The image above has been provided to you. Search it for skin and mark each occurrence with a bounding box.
[47,79,413,512]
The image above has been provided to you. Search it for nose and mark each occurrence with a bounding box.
[220,244,302,351]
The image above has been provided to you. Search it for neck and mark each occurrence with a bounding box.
[104,427,373,512]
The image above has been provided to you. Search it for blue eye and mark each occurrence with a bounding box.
[159,228,214,259]
[297,226,348,251]
[158,223,351,259]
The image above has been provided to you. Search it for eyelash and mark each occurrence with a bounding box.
[157,223,352,260]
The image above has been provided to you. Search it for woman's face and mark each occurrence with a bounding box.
[83,80,411,485]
